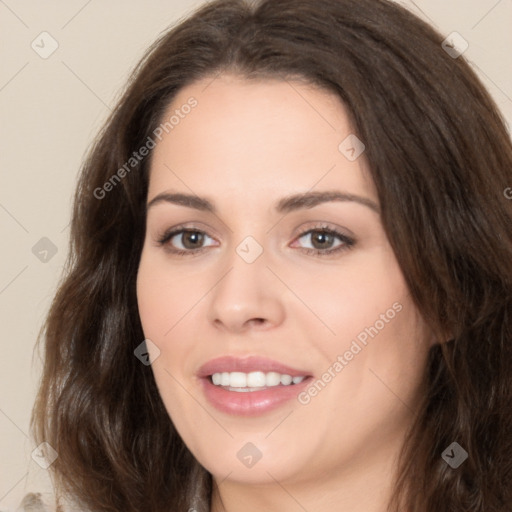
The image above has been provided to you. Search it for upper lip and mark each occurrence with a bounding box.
[197,355,312,378]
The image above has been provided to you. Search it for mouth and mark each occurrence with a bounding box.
[197,356,313,416]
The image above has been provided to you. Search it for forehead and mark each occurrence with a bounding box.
[148,74,377,206]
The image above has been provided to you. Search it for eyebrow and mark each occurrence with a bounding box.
[146,190,380,214]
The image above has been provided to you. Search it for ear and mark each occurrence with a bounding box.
[428,326,453,347]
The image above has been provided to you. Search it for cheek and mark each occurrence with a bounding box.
[302,276,429,431]
[288,247,428,403]
[283,247,410,345]
[136,252,201,389]
[136,256,196,423]
[136,252,195,339]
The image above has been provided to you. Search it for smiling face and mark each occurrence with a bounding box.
[136,74,433,506]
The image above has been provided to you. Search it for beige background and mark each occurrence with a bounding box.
[1,1,511,510]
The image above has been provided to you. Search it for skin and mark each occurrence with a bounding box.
[136,74,434,512]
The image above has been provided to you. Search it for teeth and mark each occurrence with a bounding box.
[247,371,266,387]
[266,372,281,386]
[210,371,307,389]
[229,372,246,387]
[280,374,293,385]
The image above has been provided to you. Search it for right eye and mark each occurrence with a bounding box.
[157,227,217,255]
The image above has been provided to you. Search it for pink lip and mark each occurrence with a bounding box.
[197,355,313,417]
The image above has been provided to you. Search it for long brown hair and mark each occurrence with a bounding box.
[31,0,512,510]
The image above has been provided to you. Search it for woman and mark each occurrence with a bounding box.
[30,0,512,511]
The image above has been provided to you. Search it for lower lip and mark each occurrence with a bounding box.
[199,376,312,416]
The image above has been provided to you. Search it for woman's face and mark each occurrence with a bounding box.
[136,74,433,493]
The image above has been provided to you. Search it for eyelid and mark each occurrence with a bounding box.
[290,221,355,242]
[155,221,217,241]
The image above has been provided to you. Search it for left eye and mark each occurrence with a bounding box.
[293,229,350,252]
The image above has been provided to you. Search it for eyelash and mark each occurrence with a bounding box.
[156,223,356,257]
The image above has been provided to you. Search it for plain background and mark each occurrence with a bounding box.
[1,1,511,510]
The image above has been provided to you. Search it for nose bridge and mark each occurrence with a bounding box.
[207,233,285,331]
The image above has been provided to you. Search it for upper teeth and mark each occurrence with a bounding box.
[211,371,305,388]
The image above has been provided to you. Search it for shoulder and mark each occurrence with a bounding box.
[16,492,85,512]
[16,492,55,512]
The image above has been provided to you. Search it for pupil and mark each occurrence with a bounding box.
[313,231,332,249]
[183,231,203,249]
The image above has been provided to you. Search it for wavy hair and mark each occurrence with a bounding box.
[31,0,512,510]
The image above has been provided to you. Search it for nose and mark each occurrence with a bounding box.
[206,245,286,334]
